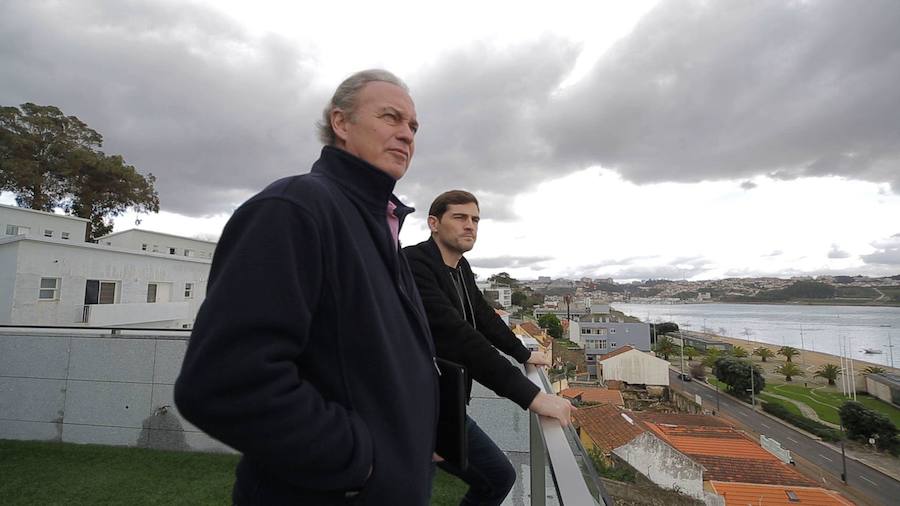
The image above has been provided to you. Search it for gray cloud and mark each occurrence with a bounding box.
[567,255,713,281]
[764,250,783,257]
[827,244,851,259]
[3,0,899,222]
[467,255,553,269]
[740,181,757,190]
[1,0,323,216]
[545,0,900,192]
[862,235,900,265]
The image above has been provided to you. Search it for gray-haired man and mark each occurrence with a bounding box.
[175,70,438,505]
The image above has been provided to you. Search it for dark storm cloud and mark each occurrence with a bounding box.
[467,255,553,269]
[545,0,900,192]
[0,0,323,215]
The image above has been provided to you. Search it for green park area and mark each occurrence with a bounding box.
[0,440,466,505]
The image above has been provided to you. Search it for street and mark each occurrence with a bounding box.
[668,370,899,505]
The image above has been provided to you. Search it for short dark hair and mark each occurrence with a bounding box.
[428,190,479,219]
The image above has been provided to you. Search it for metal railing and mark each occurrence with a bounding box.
[525,364,612,506]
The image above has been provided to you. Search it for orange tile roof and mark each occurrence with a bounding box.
[596,345,636,361]
[572,404,645,451]
[560,387,625,406]
[520,321,543,336]
[633,412,732,428]
[645,423,816,486]
[494,308,509,317]
[709,481,853,505]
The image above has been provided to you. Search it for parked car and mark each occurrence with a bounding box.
[678,372,692,382]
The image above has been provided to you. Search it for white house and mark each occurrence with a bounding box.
[97,229,216,260]
[596,346,670,386]
[0,205,213,328]
[1,203,90,242]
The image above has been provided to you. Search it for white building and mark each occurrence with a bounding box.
[0,205,213,328]
[596,346,670,386]
[476,281,512,308]
[98,229,216,259]
[1,203,90,242]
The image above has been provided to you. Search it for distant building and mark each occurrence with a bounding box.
[578,315,652,376]
[1,203,89,242]
[476,281,512,308]
[98,229,216,260]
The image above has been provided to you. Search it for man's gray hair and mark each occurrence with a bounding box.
[317,69,409,145]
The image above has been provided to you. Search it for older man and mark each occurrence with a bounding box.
[175,70,437,505]
[405,190,574,506]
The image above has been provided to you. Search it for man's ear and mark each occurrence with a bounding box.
[427,215,439,233]
[331,109,350,145]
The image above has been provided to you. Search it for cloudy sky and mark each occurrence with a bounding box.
[2,0,900,281]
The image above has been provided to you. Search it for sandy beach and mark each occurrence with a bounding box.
[706,333,898,383]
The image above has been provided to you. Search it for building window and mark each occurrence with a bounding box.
[141,243,148,251]
[581,327,590,334]
[5,224,30,236]
[598,340,607,349]
[39,278,60,300]
[147,283,158,303]
[184,283,194,299]
[152,244,159,252]
[44,229,53,238]
[184,249,194,257]
[61,232,70,240]
[169,247,176,255]
[611,342,617,347]
[84,280,116,304]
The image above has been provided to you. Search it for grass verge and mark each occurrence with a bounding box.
[0,439,468,505]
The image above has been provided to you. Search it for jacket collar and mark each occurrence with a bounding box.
[421,237,470,271]
[312,146,414,223]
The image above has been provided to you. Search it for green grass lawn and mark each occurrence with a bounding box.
[765,383,900,427]
[758,392,804,417]
[0,440,467,505]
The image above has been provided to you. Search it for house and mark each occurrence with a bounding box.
[560,387,624,407]
[513,321,551,352]
[578,314,652,374]
[97,229,216,259]
[0,206,212,328]
[708,482,853,505]
[594,346,669,385]
[574,407,836,504]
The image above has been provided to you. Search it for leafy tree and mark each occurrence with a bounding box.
[488,272,519,289]
[701,348,722,370]
[537,314,563,339]
[712,356,764,400]
[863,366,887,375]
[654,336,675,361]
[689,363,706,380]
[731,346,749,358]
[0,103,158,240]
[683,346,697,361]
[650,322,679,336]
[814,363,841,386]
[775,362,804,382]
[511,290,527,307]
[753,347,775,362]
[839,401,899,451]
[778,346,800,362]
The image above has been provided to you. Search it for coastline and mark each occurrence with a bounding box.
[705,333,898,376]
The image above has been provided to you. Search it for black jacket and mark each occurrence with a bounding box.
[175,147,439,505]
[404,238,539,410]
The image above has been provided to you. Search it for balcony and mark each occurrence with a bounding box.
[469,361,610,505]
[81,302,190,326]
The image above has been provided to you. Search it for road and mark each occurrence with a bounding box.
[668,370,899,505]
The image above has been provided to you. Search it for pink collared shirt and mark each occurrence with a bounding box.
[387,200,400,249]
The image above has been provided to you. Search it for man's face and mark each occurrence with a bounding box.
[332,81,418,180]
[429,202,480,256]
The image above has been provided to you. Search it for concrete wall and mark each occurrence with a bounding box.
[614,432,705,500]
[0,242,17,324]
[0,331,231,453]
[6,238,209,327]
[865,376,898,405]
[0,204,89,242]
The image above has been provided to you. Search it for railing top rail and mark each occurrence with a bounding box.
[526,363,605,505]
[0,324,191,332]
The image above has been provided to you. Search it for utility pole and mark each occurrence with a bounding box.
[744,327,755,409]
